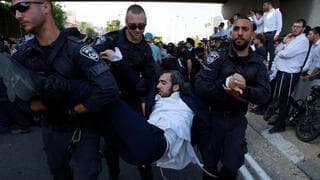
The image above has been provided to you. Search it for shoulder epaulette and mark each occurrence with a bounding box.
[67,36,83,43]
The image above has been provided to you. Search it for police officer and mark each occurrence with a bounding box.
[11,0,119,179]
[177,41,193,82]
[95,4,156,180]
[195,16,270,180]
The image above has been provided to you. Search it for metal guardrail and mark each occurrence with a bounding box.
[239,153,271,180]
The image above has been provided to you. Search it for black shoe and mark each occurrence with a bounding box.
[268,126,285,134]
[267,121,276,125]
[138,164,153,180]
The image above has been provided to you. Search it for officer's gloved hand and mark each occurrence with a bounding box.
[100,47,123,62]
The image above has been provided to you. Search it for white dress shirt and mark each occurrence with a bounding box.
[212,29,227,38]
[302,39,320,72]
[275,33,309,73]
[147,92,201,170]
[252,8,282,35]
[251,16,264,34]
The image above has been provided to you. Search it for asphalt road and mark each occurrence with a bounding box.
[1,112,319,180]
[0,127,203,180]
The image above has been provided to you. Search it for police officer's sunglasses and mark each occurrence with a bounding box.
[12,0,44,16]
[127,23,146,30]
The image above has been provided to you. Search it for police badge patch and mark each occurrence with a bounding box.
[80,45,100,62]
[206,51,220,64]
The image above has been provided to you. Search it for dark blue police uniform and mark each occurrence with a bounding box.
[98,27,156,180]
[102,28,156,108]
[11,28,119,180]
[195,47,270,179]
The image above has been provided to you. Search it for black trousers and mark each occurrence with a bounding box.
[264,31,276,70]
[201,113,247,180]
[274,71,300,127]
[102,98,165,180]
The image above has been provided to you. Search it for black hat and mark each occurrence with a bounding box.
[177,41,186,48]
[186,37,195,46]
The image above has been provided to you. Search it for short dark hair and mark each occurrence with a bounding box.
[256,10,264,16]
[311,27,320,35]
[255,33,266,44]
[295,19,307,28]
[263,1,273,6]
[126,4,146,22]
[304,25,311,35]
[126,4,145,15]
[233,15,254,31]
[229,17,234,24]
[160,70,184,88]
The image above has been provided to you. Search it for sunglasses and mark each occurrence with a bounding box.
[12,0,44,15]
[127,23,146,30]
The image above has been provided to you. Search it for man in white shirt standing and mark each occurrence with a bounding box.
[252,1,282,70]
[268,19,309,133]
[292,27,320,100]
[301,27,320,77]
[250,10,264,34]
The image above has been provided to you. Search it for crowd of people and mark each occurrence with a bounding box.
[0,0,319,180]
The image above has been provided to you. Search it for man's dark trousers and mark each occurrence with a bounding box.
[264,31,276,70]
[202,113,247,180]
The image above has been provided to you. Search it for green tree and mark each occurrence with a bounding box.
[0,2,21,38]
[105,19,121,32]
[192,35,200,47]
[78,21,99,39]
[79,22,90,34]
[52,1,67,29]
[86,27,99,39]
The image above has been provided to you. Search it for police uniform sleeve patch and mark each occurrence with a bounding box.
[80,45,100,62]
[205,51,220,64]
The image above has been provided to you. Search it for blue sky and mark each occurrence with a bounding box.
[61,1,223,43]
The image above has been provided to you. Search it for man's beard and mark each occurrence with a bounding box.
[160,88,174,97]
[232,38,250,51]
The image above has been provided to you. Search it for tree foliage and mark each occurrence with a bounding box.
[0,1,66,38]
[86,27,99,39]
[78,22,98,39]
[0,2,21,38]
[106,19,121,32]
[52,1,67,29]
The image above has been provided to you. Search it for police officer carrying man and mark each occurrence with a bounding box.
[195,16,270,179]
[94,4,156,180]
[11,0,119,179]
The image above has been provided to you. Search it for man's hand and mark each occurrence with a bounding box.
[282,33,293,43]
[228,73,246,94]
[223,85,248,103]
[73,104,88,114]
[274,34,279,41]
[30,100,47,112]
[100,47,123,62]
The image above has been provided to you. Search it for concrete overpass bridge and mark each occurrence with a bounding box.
[3,0,319,36]
[103,0,319,35]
